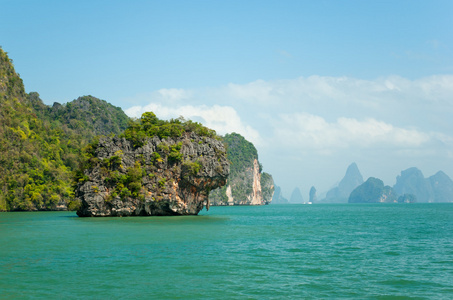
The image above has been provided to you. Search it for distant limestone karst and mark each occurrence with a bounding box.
[394,167,453,203]
[290,187,304,204]
[271,185,289,204]
[347,167,453,203]
[348,177,398,203]
[321,163,364,203]
[309,186,317,203]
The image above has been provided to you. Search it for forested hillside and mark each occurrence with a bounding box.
[0,47,129,211]
[0,47,275,211]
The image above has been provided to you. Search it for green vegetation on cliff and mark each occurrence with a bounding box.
[0,47,130,211]
[223,133,259,176]
[0,48,73,210]
[122,112,218,147]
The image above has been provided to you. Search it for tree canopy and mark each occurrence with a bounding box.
[122,112,219,147]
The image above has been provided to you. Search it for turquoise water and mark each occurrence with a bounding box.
[1,204,452,299]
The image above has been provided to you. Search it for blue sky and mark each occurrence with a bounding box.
[2,0,453,197]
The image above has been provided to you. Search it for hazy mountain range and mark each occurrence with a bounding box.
[320,163,453,203]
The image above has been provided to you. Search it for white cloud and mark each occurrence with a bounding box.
[272,113,431,151]
[415,75,453,102]
[226,80,277,104]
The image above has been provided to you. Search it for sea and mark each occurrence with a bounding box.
[1,204,452,299]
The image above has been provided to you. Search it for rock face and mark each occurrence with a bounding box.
[249,159,263,205]
[322,163,364,203]
[76,133,229,217]
[349,177,397,203]
[394,168,453,203]
[209,133,274,205]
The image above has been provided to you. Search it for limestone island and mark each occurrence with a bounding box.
[75,112,229,217]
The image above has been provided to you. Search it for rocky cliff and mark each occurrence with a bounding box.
[249,158,263,205]
[76,113,229,216]
[209,133,274,205]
